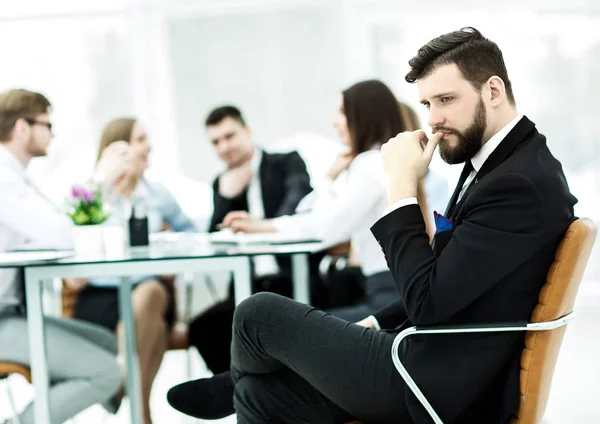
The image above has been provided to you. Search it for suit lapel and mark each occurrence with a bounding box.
[446,116,536,219]
[434,116,537,253]
[475,116,536,181]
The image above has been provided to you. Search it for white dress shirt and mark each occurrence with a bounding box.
[272,149,389,277]
[0,144,73,308]
[369,114,524,329]
[246,149,280,276]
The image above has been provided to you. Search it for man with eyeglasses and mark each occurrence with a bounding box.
[0,88,131,424]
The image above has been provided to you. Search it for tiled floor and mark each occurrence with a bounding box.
[2,280,599,423]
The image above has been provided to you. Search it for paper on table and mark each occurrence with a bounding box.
[208,229,319,245]
[0,250,74,265]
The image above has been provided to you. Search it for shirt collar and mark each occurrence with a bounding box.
[0,143,26,177]
[250,148,263,175]
[471,113,523,172]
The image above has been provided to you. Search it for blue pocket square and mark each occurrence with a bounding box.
[434,211,453,233]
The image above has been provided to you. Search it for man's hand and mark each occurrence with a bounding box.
[355,316,376,329]
[220,211,252,228]
[219,211,276,234]
[381,130,442,204]
[219,162,253,198]
[326,151,355,181]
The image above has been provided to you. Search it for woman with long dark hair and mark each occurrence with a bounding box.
[220,79,430,321]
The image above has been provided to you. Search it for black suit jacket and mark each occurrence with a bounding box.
[208,150,312,233]
[371,116,577,423]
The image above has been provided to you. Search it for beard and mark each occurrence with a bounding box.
[435,97,487,165]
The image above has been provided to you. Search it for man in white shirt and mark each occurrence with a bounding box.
[166,27,576,424]
[0,88,131,424]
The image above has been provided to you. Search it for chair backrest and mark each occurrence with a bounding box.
[0,362,32,383]
[508,218,597,424]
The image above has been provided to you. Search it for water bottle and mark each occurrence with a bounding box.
[128,199,149,246]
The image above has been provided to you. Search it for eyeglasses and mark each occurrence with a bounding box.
[25,119,52,131]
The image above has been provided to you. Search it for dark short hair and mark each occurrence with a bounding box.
[205,105,246,127]
[406,27,515,105]
[342,80,407,154]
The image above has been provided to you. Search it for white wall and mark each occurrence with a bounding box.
[1,0,599,275]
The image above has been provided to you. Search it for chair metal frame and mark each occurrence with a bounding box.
[391,312,576,424]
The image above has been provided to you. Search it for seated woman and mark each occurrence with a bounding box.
[70,117,196,424]
[218,79,431,322]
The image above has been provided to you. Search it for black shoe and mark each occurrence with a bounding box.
[167,371,235,419]
[103,385,124,414]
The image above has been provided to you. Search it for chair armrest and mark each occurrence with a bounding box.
[391,312,575,424]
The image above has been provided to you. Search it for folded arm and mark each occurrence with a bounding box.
[371,174,545,326]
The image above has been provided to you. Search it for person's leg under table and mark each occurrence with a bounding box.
[123,280,170,424]
[0,315,121,424]
[188,295,236,374]
[230,292,410,424]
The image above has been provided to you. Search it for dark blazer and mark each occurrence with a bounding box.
[371,116,577,423]
[208,150,312,233]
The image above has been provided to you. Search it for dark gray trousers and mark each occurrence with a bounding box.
[230,292,411,424]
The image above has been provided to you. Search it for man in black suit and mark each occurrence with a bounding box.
[168,28,577,423]
[205,105,313,234]
[186,105,314,374]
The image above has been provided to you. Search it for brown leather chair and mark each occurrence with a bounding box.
[507,218,596,423]
[0,362,32,384]
[346,217,597,424]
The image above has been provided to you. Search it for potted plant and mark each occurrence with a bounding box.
[67,184,111,255]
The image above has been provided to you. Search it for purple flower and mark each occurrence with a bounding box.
[81,188,96,202]
[71,186,82,199]
[70,185,96,202]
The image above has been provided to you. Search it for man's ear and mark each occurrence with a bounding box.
[11,118,30,141]
[487,76,506,106]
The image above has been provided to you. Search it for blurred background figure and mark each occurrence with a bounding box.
[0,88,123,424]
[218,80,432,322]
[69,117,196,424]
[186,105,315,375]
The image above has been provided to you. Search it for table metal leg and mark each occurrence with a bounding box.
[291,253,310,304]
[24,270,51,424]
[232,256,252,306]
[118,277,143,424]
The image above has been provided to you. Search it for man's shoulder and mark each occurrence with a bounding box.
[0,165,24,185]
[497,131,567,189]
[477,132,576,217]
[262,149,302,161]
[260,149,305,170]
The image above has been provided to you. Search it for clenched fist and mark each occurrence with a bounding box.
[381,130,442,204]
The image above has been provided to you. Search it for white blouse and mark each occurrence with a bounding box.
[272,150,389,277]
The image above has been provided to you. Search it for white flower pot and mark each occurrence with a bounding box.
[72,225,105,256]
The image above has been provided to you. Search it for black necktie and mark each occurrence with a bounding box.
[444,161,474,218]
